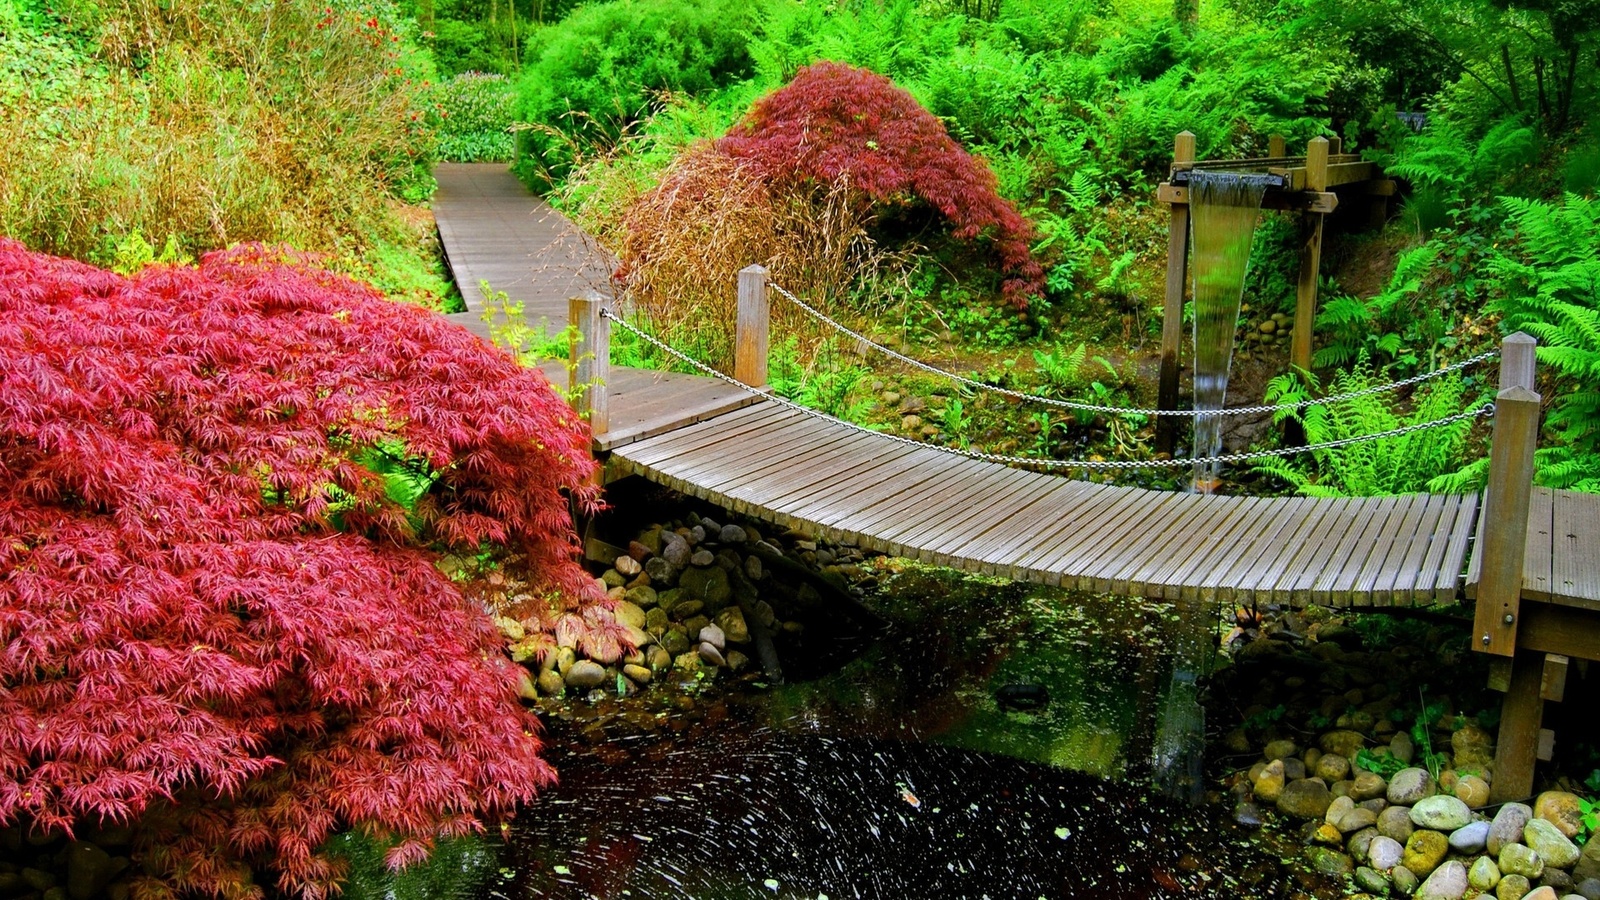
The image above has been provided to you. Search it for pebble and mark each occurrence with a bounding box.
[1351,770,1388,801]
[1500,843,1546,880]
[1412,795,1473,831]
[1416,859,1469,900]
[1521,888,1559,900]
[1326,795,1356,826]
[1338,807,1379,833]
[1525,818,1581,868]
[1490,803,1534,856]
[1233,801,1264,828]
[1389,767,1439,805]
[612,600,646,630]
[690,549,715,567]
[1264,739,1298,761]
[1452,724,1495,768]
[718,524,746,544]
[1254,759,1286,802]
[622,664,652,685]
[647,646,671,671]
[1321,730,1366,759]
[624,585,658,608]
[1498,875,1532,900]
[1391,731,1416,764]
[1535,791,1586,839]
[1577,833,1600,880]
[726,649,750,672]
[1277,778,1333,819]
[565,660,608,689]
[1348,826,1380,861]
[1456,774,1492,808]
[1394,865,1420,895]
[662,535,690,566]
[1306,846,1353,878]
[1315,753,1351,782]
[1469,855,1502,892]
[744,555,763,580]
[1356,866,1391,893]
[1404,829,1449,877]
[698,623,726,651]
[614,555,642,577]
[1380,805,1417,843]
[1369,835,1405,869]
[1581,880,1600,900]
[697,642,726,667]
[1449,821,1491,854]
[536,669,565,696]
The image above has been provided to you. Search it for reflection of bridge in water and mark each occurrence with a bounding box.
[433,163,1600,805]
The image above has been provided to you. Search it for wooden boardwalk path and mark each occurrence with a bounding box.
[431,162,1599,611]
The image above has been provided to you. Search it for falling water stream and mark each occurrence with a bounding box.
[1187,172,1273,491]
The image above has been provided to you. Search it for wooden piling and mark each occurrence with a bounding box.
[736,264,771,389]
[1157,131,1196,456]
[1290,137,1329,376]
[1267,134,1285,159]
[570,292,610,437]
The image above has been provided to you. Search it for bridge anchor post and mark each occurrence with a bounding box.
[569,291,610,438]
[736,264,771,389]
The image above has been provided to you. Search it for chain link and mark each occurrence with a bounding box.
[600,309,1494,473]
[767,281,1498,419]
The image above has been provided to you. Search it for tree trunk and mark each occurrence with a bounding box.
[1501,44,1522,110]
[1174,0,1197,34]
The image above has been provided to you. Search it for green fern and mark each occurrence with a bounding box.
[1314,243,1444,370]
[1486,194,1600,491]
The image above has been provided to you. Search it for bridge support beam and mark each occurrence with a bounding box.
[570,291,610,438]
[1156,132,1195,457]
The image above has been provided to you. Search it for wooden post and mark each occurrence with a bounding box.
[1290,137,1329,376]
[1475,332,1540,803]
[735,264,770,389]
[569,292,609,437]
[1268,134,1285,158]
[1157,131,1196,456]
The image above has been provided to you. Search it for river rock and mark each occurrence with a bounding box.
[660,627,690,656]
[1283,757,1308,780]
[1340,807,1379,833]
[1349,826,1381,861]
[1254,759,1286,802]
[624,585,658,609]
[1381,805,1417,843]
[1394,865,1420,895]
[565,660,607,689]
[1498,875,1532,900]
[647,645,671,671]
[1491,804,1535,856]
[1452,724,1496,768]
[612,600,646,630]
[1413,795,1473,831]
[1501,843,1546,880]
[1450,821,1491,854]
[726,649,750,672]
[1576,877,1600,899]
[1390,767,1439,805]
[1525,818,1581,868]
[670,599,705,621]
[1456,775,1492,809]
[1356,866,1391,893]
[614,554,642,578]
[698,623,726,651]
[65,841,114,900]
[1317,753,1352,782]
[537,668,565,696]
[1264,739,1299,761]
[1352,770,1389,801]
[683,614,710,637]
[697,642,726,667]
[718,524,746,544]
[1278,778,1333,819]
[1471,855,1503,891]
[1328,795,1357,826]
[1392,731,1416,764]
[622,664,652,685]
[1313,822,1344,845]
[680,566,731,605]
[662,533,690,565]
[714,608,750,643]
[744,555,763,581]
[645,556,677,585]
[601,569,625,588]
[1540,868,1573,893]
[1417,860,1470,900]
[1307,846,1354,878]
[645,606,668,632]
[1535,792,1586,839]
[1578,836,1600,880]
[689,549,714,567]
[1323,730,1367,759]
[1370,835,1405,870]
[1520,889,1558,900]
[1405,829,1450,877]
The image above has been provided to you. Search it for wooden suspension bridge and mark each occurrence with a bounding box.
[434,163,1599,804]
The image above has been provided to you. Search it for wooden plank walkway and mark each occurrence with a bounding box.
[433,163,1600,609]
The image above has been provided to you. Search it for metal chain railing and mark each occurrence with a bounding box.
[601,309,1494,473]
[767,281,1498,419]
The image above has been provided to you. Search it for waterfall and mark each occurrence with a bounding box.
[1187,172,1273,491]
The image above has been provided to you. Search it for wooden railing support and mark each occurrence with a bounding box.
[1157,131,1196,456]
[736,264,770,389]
[1290,136,1329,376]
[569,291,610,437]
[1473,331,1541,802]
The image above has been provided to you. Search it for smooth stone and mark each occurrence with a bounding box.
[718,524,746,544]
[1498,875,1532,900]
[1350,826,1381,861]
[1328,795,1358,826]
[682,615,710,637]
[1542,869,1574,893]
[1323,730,1368,759]
[1520,889,1558,900]
[1352,771,1390,801]
[725,649,749,672]
[1457,775,1492,809]
[1451,821,1492,854]
[622,664,652,685]
[645,606,668,632]
[1490,804,1535,856]
[1254,759,1286,802]
[1283,757,1308,780]
[1525,818,1581,868]
[1453,724,1496,768]
[744,555,763,580]
[1265,739,1299,761]
[647,645,671,671]
[614,554,641,577]
[1405,830,1450,877]
[624,585,658,609]
[697,642,726,667]
[1357,866,1392,893]
[1314,822,1345,845]
[661,535,690,567]
[564,660,607,689]
[698,623,726,651]
[555,646,577,675]
[1413,796,1474,832]
[1392,731,1417,764]
[1579,879,1600,900]
[1470,856,1502,891]
[690,549,716,567]
[1500,843,1546,880]
[688,525,706,545]
[1307,846,1355,878]
[1278,778,1334,819]
[612,600,646,629]
[1577,834,1600,880]
[1390,768,1439,805]
[1394,865,1420,895]
[1317,753,1353,782]
[65,842,113,900]
[1417,860,1470,900]
[645,556,677,584]
[1535,792,1586,840]
[1381,805,1418,843]
[659,628,690,656]
[1340,808,1380,834]
[1370,835,1406,869]
[536,669,565,696]
[670,600,705,621]
[601,569,625,588]
[714,607,749,643]
[627,538,654,561]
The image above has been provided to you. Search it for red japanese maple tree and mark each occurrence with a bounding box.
[717,61,1044,307]
[0,242,616,899]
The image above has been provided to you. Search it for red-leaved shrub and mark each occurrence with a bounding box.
[717,61,1044,307]
[0,242,615,899]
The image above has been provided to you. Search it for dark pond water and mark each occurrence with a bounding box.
[452,563,1328,900]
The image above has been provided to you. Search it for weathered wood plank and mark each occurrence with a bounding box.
[1376,493,1453,605]
[1555,490,1600,605]
[1522,487,1555,601]
[1150,496,1261,600]
[1330,496,1407,607]
[1279,496,1367,607]
[1421,494,1477,602]
[1091,492,1214,595]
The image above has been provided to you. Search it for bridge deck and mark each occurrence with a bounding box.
[436,163,1600,609]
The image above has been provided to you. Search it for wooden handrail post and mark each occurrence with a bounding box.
[1157,131,1196,456]
[569,292,609,437]
[1290,136,1329,376]
[736,264,770,389]
[1475,331,1538,658]
[1267,134,1285,158]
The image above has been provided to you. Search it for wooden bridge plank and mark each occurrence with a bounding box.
[922,470,1065,566]
[731,438,931,533]
[1003,484,1139,579]
[990,483,1124,581]
[874,465,1039,557]
[1206,497,1314,605]
[1522,487,1555,601]
[1350,494,1433,607]
[1115,492,1236,597]
[1338,496,1411,607]
[1091,492,1215,595]
[1307,496,1396,608]
[688,420,883,499]
[1554,490,1600,605]
[969,481,1105,575]
[1463,493,1489,600]
[1376,493,1452,605]
[835,456,999,553]
[1278,496,1367,606]
[1151,496,1263,600]
[621,403,792,466]
[1427,493,1479,602]
[791,446,965,543]
[1236,497,1346,604]
[1039,489,1184,589]
[642,413,837,492]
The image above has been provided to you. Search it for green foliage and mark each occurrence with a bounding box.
[431,72,516,162]
[1315,243,1446,370]
[324,830,496,900]
[1353,747,1407,777]
[1382,119,1539,236]
[1486,194,1600,491]
[769,336,877,424]
[1253,357,1483,496]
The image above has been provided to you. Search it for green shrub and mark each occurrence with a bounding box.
[432,72,517,162]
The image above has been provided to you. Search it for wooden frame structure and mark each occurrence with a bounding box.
[1154,133,1395,454]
